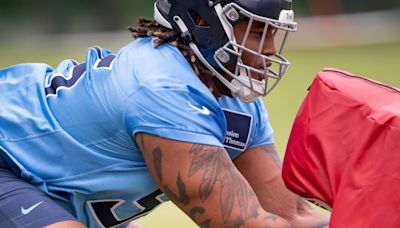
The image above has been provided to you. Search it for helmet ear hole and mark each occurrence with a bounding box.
[187,9,210,27]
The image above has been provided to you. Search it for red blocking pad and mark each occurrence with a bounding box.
[282,68,400,227]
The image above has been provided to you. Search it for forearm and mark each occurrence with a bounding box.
[138,134,292,227]
[254,177,329,227]
[179,185,292,228]
[250,172,330,227]
[234,144,330,227]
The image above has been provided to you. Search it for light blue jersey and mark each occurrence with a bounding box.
[0,37,274,227]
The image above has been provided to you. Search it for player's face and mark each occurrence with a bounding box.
[233,19,277,81]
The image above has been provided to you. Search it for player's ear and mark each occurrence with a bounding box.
[186,8,209,26]
[196,17,209,26]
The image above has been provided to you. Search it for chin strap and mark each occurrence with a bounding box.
[231,70,264,102]
[231,79,261,102]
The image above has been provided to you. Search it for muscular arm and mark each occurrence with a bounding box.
[136,133,293,227]
[233,144,330,227]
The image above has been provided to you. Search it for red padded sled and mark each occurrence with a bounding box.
[283,68,400,227]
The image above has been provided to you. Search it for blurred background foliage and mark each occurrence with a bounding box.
[0,0,400,34]
[0,0,152,34]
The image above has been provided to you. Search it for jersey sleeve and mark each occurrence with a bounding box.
[124,87,226,147]
[247,99,274,149]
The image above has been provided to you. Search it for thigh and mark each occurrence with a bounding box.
[0,152,81,228]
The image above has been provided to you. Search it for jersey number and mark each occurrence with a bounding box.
[87,189,165,228]
[45,48,116,97]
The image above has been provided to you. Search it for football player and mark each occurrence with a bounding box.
[0,0,329,227]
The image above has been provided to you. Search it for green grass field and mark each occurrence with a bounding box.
[1,41,399,227]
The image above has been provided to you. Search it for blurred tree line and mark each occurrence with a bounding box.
[296,0,400,16]
[0,0,399,34]
[0,0,152,34]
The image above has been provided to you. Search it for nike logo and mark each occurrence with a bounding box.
[21,201,44,215]
[188,102,210,115]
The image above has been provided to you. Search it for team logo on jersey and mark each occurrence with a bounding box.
[187,101,210,115]
[223,109,252,151]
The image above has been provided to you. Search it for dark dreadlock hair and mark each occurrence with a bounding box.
[128,17,230,97]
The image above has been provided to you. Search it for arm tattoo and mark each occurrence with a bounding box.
[163,171,190,205]
[263,214,293,228]
[138,134,146,151]
[189,144,255,224]
[189,207,211,228]
[260,144,282,168]
[150,143,271,226]
[152,147,190,205]
[152,147,163,181]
